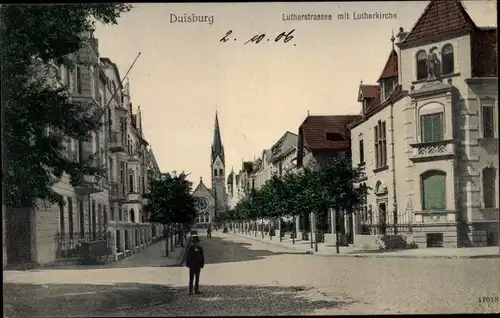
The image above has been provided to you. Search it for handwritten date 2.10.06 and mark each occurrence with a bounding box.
[220,30,296,46]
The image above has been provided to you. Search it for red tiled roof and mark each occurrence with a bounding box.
[378,49,398,81]
[402,0,476,44]
[300,115,361,150]
[472,27,498,77]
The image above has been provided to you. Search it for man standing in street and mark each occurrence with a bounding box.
[184,235,204,295]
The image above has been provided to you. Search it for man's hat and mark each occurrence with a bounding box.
[191,235,200,243]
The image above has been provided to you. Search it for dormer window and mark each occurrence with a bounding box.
[325,133,344,142]
[363,99,367,113]
[380,82,386,101]
[416,50,428,80]
[442,44,454,75]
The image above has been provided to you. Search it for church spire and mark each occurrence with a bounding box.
[211,111,225,164]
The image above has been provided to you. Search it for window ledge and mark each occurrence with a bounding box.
[412,73,461,85]
[373,165,388,173]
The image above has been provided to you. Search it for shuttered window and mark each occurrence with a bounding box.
[421,113,444,142]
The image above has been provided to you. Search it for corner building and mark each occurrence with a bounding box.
[349,0,498,248]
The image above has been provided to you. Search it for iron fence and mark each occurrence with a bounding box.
[55,231,112,259]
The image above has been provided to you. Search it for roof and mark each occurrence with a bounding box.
[378,49,398,81]
[211,111,225,164]
[358,85,379,102]
[99,57,123,89]
[401,0,476,45]
[349,85,407,130]
[192,178,215,200]
[270,131,299,163]
[299,115,361,151]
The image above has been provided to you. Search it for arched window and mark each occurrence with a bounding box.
[416,50,428,80]
[442,44,454,75]
[219,168,223,176]
[421,170,446,210]
[130,209,135,223]
[482,167,496,208]
[214,169,218,177]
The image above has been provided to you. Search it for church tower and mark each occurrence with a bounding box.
[211,111,227,217]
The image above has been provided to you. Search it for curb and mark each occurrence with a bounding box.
[232,233,500,260]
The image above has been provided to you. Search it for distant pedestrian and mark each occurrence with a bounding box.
[184,235,204,295]
[207,227,212,239]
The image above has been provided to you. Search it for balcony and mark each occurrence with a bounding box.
[128,151,140,163]
[127,191,142,203]
[74,175,102,195]
[110,182,127,202]
[409,139,456,163]
[109,131,126,153]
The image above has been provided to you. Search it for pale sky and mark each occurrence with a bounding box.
[94,1,497,185]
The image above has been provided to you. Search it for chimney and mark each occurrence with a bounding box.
[396,27,408,44]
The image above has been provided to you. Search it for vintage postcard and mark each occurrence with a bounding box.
[2,1,499,316]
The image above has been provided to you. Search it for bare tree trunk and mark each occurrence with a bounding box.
[292,216,296,244]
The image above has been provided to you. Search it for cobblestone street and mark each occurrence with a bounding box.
[4,230,500,316]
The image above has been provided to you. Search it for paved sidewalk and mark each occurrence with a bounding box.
[106,237,189,268]
[227,230,500,259]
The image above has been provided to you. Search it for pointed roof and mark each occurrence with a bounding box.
[401,0,476,45]
[211,111,225,164]
[192,177,215,200]
[378,49,398,81]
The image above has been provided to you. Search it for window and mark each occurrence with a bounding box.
[482,102,495,138]
[421,170,446,210]
[59,199,65,233]
[103,205,108,227]
[76,65,82,94]
[482,167,496,208]
[442,44,454,75]
[110,206,115,221]
[68,197,74,238]
[359,139,365,164]
[214,169,218,177]
[325,132,344,141]
[421,113,444,142]
[142,176,145,194]
[219,168,223,176]
[374,121,387,168]
[129,174,134,193]
[416,51,428,80]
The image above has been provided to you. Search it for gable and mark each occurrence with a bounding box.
[401,0,476,47]
[192,179,215,202]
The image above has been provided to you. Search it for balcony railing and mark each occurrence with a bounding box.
[75,175,102,195]
[109,131,126,153]
[410,139,455,162]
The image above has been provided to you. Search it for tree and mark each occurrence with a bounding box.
[317,152,369,253]
[1,4,132,208]
[144,171,197,255]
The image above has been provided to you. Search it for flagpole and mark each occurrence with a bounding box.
[95,52,142,124]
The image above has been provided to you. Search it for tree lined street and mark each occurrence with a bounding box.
[4,230,499,316]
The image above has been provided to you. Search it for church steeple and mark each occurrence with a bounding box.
[211,111,225,165]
